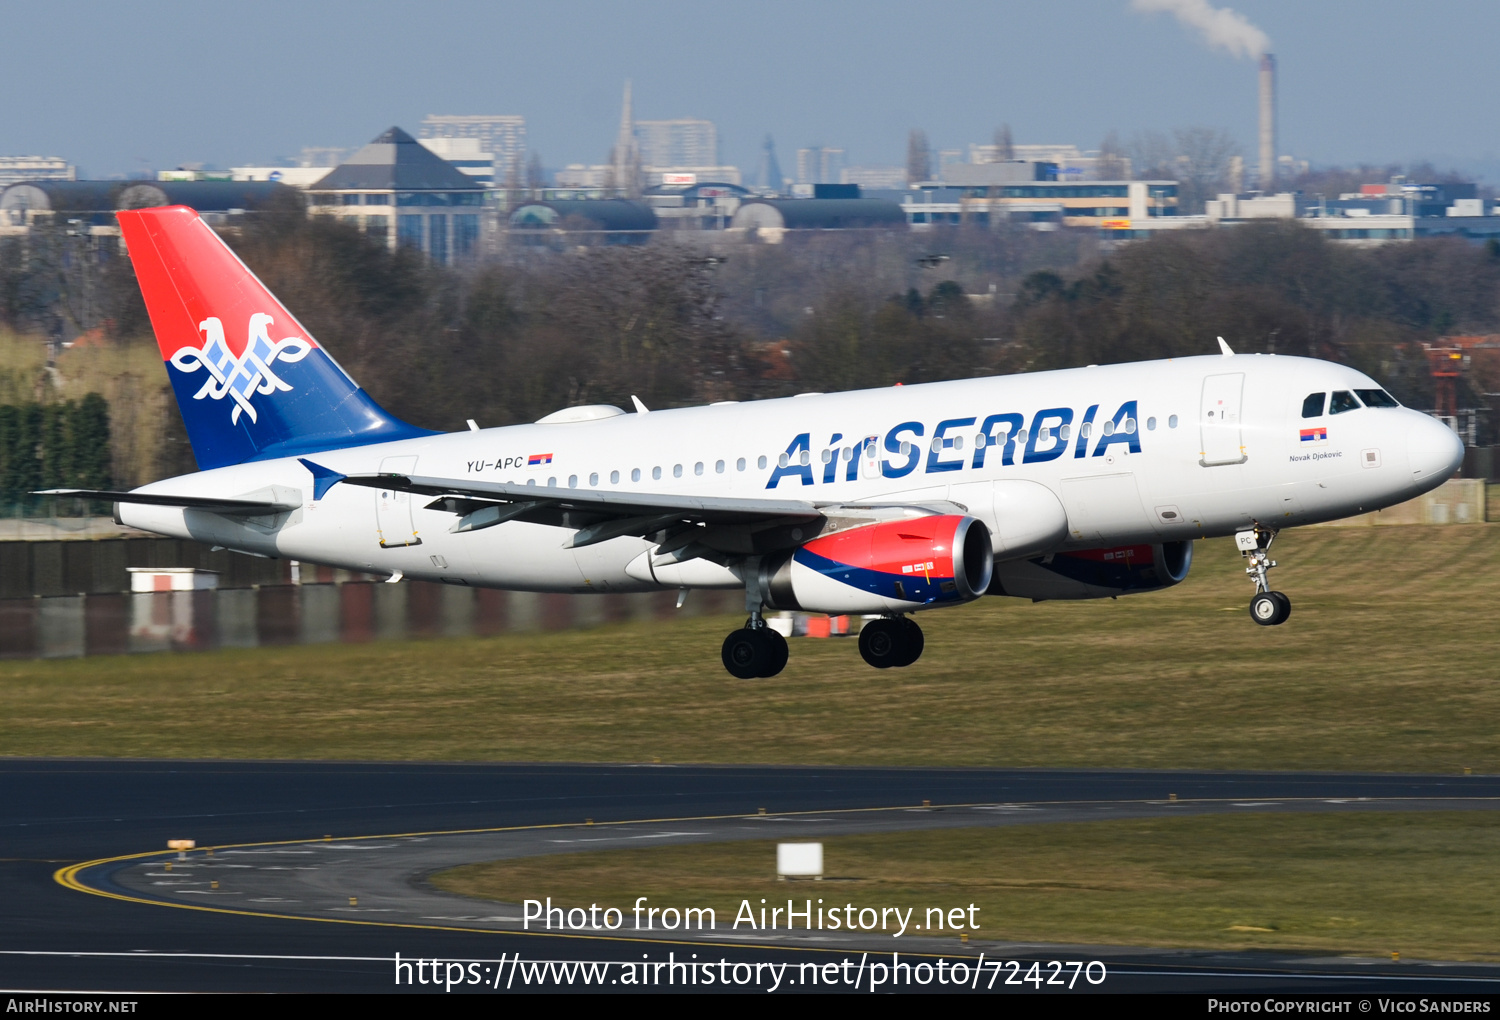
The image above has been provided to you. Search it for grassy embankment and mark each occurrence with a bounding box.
[0,525,1496,770]
[431,812,1500,961]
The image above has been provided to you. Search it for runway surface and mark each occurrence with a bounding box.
[4,758,1500,994]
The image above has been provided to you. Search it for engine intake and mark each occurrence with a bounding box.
[762,513,993,615]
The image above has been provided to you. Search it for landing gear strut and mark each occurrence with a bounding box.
[721,559,790,679]
[1237,526,1291,626]
[858,616,924,669]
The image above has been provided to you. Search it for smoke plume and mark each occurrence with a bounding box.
[1132,0,1269,59]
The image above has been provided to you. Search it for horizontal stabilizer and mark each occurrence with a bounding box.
[298,459,346,501]
[35,489,298,514]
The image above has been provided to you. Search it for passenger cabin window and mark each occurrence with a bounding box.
[1329,390,1361,415]
[1301,392,1326,418]
[1355,389,1400,408]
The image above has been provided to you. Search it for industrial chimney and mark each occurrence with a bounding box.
[1258,53,1276,192]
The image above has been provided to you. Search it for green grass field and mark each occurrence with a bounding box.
[431,812,1500,961]
[1,525,1497,770]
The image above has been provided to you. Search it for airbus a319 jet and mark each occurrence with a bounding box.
[44,206,1465,678]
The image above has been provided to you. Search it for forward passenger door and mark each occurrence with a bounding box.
[1199,373,1247,466]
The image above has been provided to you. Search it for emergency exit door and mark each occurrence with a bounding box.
[1199,373,1247,466]
[375,455,421,547]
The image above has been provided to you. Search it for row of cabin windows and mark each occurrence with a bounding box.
[1302,389,1400,418]
[522,456,766,489]
[511,414,1184,490]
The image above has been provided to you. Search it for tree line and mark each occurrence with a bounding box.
[2,194,1499,494]
[0,393,112,503]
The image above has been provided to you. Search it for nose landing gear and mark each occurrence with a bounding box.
[1238,526,1291,626]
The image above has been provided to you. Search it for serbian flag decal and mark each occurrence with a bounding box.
[1300,427,1328,443]
[528,453,554,466]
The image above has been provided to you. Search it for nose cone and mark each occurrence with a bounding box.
[1406,415,1465,487]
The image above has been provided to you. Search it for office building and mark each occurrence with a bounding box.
[308,127,489,263]
[418,137,496,186]
[634,118,717,169]
[420,114,526,185]
[841,165,907,190]
[796,147,845,185]
[0,157,75,186]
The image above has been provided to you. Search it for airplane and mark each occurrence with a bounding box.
[42,206,1465,678]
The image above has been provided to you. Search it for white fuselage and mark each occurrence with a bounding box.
[120,354,1462,596]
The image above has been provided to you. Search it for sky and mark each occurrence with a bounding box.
[4,0,1498,181]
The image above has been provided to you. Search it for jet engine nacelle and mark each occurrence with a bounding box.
[762,513,994,615]
[989,541,1193,601]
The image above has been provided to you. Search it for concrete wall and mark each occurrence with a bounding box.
[0,534,295,599]
[1312,478,1493,527]
[0,582,740,661]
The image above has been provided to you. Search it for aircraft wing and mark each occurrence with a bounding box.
[332,470,827,552]
[34,489,299,514]
[327,465,963,557]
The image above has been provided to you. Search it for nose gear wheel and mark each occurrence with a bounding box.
[1238,525,1291,626]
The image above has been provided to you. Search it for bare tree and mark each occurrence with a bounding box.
[1174,126,1241,212]
[1128,130,1178,180]
[622,144,644,200]
[1096,130,1128,180]
[602,146,618,197]
[526,152,545,200]
[906,129,931,185]
[1124,127,1241,212]
[993,124,1014,162]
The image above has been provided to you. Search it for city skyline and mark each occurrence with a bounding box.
[1,0,1497,182]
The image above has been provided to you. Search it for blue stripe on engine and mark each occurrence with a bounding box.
[792,547,960,605]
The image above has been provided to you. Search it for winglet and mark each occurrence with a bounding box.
[631,395,650,414]
[299,458,346,501]
[1217,336,1234,357]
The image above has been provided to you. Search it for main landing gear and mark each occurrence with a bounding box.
[1237,526,1292,626]
[722,560,791,679]
[720,558,928,678]
[721,619,789,679]
[858,616,924,669]
[720,614,926,677]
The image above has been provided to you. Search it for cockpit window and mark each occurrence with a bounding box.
[1301,392,1326,418]
[1355,389,1400,408]
[1329,390,1361,415]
